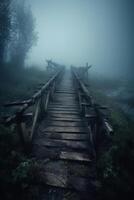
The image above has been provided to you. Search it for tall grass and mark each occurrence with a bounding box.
[0,63,48,116]
[89,76,134,200]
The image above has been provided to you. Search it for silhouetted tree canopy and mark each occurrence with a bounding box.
[0,0,11,65]
[9,0,37,67]
[0,0,37,68]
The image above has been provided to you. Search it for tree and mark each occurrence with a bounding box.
[0,0,11,65]
[9,0,37,67]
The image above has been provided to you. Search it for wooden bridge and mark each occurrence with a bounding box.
[3,64,113,200]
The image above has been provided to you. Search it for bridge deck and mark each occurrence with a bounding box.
[33,70,96,199]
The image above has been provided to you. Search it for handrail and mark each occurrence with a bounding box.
[72,67,113,137]
[4,69,62,110]
[72,67,93,105]
[2,67,64,148]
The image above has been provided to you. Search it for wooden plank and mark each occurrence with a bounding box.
[54,98,76,101]
[55,91,76,94]
[54,94,75,97]
[39,132,89,140]
[33,148,92,163]
[55,90,75,92]
[48,110,79,115]
[43,160,91,175]
[49,113,81,119]
[54,101,77,105]
[60,151,91,162]
[49,106,79,110]
[35,139,88,149]
[49,104,78,108]
[45,121,86,127]
[50,104,78,107]
[47,117,84,122]
[48,107,78,112]
[40,172,90,191]
[54,97,76,100]
[42,126,88,133]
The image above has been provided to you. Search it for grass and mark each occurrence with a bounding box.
[0,63,50,199]
[0,67,134,199]
[0,63,49,116]
[88,77,134,200]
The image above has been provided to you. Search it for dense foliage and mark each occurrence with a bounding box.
[97,115,134,200]
[0,0,11,64]
[0,0,37,67]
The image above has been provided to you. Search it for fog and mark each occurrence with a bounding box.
[27,0,134,78]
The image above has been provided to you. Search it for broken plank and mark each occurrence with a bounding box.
[60,151,91,162]
[40,172,90,192]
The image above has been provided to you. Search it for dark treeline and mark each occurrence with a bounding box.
[0,2,44,199]
[0,0,37,68]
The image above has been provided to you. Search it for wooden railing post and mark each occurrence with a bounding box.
[2,67,64,151]
[30,99,41,141]
[72,67,113,159]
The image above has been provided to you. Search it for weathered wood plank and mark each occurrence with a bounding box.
[35,139,88,149]
[43,160,92,176]
[54,97,76,101]
[33,146,93,163]
[39,132,89,140]
[48,108,78,113]
[42,126,88,133]
[49,104,78,108]
[47,117,84,122]
[48,110,79,115]
[53,102,77,106]
[55,91,76,94]
[49,105,79,109]
[49,113,81,119]
[40,172,90,191]
[45,121,86,127]
[60,151,91,162]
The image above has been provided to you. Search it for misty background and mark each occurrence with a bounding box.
[27,0,134,79]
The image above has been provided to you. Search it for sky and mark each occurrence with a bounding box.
[27,0,134,78]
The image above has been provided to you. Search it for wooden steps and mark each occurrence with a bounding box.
[44,120,86,127]
[35,139,88,150]
[32,71,96,197]
[41,126,88,133]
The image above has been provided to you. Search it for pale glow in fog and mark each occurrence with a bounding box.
[27,0,93,67]
[27,0,133,77]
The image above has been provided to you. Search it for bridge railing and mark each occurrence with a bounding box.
[72,67,113,155]
[2,67,64,149]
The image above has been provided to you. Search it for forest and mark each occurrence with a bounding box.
[0,0,134,200]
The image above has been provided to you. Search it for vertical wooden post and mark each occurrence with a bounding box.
[44,90,50,112]
[30,99,41,141]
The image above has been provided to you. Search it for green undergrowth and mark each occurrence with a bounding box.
[89,80,134,200]
[0,64,50,199]
[0,124,43,200]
